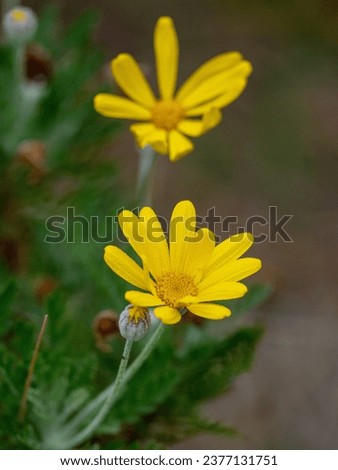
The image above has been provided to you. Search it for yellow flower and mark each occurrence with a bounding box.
[104,200,261,325]
[94,17,252,162]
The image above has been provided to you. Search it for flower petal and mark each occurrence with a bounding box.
[112,54,156,108]
[119,209,170,278]
[177,108,222,137]
[176,52,243,102]
[169,200,196,272]
[140,128,168,154]
[118,210,147,262]
[138,206,170,277]
[94,94,151,120]
[178,61,252,111]
[154,306,181,324]
[154,17,179,100]
[130,123,168,154]
[183,281,247,303]
[199,258,262,290]
[104,245,147,290]
[130,123,157,146]
[125,290,163,307]
[168,130,194,162]
[204,233,254,278]
[183,228,215,281]
[185,80,248,116]
[188,303,231,319]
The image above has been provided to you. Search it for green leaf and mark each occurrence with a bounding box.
[177,326,264,405]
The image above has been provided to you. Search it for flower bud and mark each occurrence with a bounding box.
[3,7,38,43]
[119,305,151,342]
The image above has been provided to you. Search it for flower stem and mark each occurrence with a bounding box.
[124,321,165,382]
[62,322,165,447]
[66,339,133,449]
[135,145,157,206]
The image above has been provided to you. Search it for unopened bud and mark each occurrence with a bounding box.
[3,7,38,43]
[119,305,151,342]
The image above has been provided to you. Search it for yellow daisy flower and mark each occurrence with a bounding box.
[104,200,262,325]
[94,17,252,162]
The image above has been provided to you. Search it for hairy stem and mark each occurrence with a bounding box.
[63,322,165,445]
[66,339,134,448]
[135,145,157,206]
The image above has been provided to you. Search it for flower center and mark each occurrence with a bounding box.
[156,272,198,308]
[128,305,149,324]
[151,100,184,131]
[10,9,27,22]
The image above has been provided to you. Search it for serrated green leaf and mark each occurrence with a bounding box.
[177,326,264,405]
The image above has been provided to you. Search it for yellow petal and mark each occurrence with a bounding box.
[169,200,196,272]
[154,17,179,100]
[112,54,156,108]
[119,207,170,279]
[204,232,254,277]
[138,206,171,278]
[178,61,252,110]
[177,108,222,137]
[94,94,151,120]
[154,306,181,324]
[118,210,146,262]
[125,290,163,307]
[168,130,194,162]
[176,52,243,102]
[182,281,247,303]
[140,128,168,154]
[199,257,262,290]
[188,303,231,319]
[185,80,248,116]
[130,123,157,146]
[104,245,147,290]
[183,228,215,282]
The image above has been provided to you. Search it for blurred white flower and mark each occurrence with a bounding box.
[3,7,38,43]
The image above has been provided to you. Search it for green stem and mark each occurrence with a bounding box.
[62,322,165,445]
[124,321,165,382]
[14,43,25,86]
[135,145,157,206]
[66,339,134,449]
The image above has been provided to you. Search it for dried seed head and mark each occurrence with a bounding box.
[119,305,151,342]
[16,140,47,183]
[93,310,119,352]
[25,44,53,82]
[3,7,38,43]
[35,277,58,304]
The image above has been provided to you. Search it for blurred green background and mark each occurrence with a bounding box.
[5,0,338,449]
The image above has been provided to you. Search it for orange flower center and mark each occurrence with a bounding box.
[151,100,184,131]
[156,272,198,308]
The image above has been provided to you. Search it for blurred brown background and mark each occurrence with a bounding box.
[29,0,338,449]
